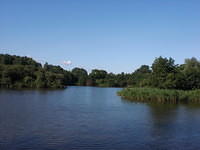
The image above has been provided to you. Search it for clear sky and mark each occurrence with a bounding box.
[0,0,200,73]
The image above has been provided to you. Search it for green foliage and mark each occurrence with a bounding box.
[151,57,177,88]
[182,58,200,89]
[118,88,200,103]
[89,69,107,80]
[0,54,73,88]
[135,65,151,74]
[72,68,88,86]
[131,65,152,87]
[0,54,41,67]
[1,54,200,90]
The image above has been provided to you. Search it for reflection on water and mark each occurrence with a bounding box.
[0,86,200,150]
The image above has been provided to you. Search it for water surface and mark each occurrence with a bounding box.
[0,86,200,150]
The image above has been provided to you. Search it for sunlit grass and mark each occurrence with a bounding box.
[118,88,200,103]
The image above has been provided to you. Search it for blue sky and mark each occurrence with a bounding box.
[0,0,200,73]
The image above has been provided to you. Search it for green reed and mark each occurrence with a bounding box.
[118,88,200,104]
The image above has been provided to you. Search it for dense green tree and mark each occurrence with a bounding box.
[132,65,152,87]
[0,54,41,67]
[72,68,88,85]
[151,57,177,89]
[1,54,200,90]
[35,70,47,88]
[1,70,12,88]
[89,69,107,80]
[182,58,200,89]
[44,63,64,74]
[63,71,76,85]
[135,65,151,74]
[0,54,72,88]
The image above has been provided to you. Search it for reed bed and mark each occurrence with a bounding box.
[118,88,200,104]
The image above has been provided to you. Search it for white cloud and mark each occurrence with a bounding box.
[63,60,72,65]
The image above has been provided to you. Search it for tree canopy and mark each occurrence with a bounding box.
[1,54,200,90]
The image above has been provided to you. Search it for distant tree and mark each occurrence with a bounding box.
[135,65,151,74]
[132,65,152,87]
[151,57,177,89]
[24,76,34,88]
[44,63,64,74]
[182,57,200,89]
[72,68,88,86]
[0,54,41,67]
[1,54,200,90]
[35,70,47,88]
[1,70,12,88]
[89,69,107,80]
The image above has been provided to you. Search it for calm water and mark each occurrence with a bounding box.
[0,86,200,150]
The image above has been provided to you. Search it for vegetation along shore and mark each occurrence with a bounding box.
[118,88,200,104]
[1,53,200,103]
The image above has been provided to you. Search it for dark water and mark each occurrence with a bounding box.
[0,86,200,150]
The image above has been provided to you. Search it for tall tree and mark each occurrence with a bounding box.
[72,68,88,85]
[151,57,177,89]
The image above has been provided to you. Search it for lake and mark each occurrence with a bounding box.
[0,86,200,150]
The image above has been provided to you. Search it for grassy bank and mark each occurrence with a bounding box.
[118,88,200,103]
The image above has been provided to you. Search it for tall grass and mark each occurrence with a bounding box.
[117,88,200,104]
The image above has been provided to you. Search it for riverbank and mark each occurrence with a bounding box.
[118,88,200,103]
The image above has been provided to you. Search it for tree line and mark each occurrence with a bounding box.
[0,54,200,90]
